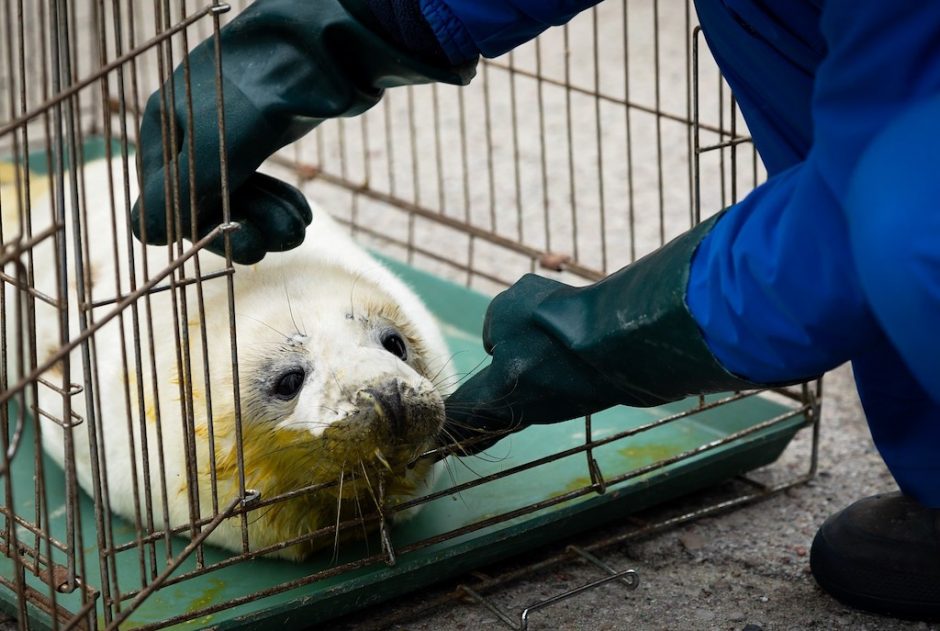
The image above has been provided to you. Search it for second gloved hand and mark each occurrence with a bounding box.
[441,273,628,450]
[443,213,779,455]
[132,0,474,264]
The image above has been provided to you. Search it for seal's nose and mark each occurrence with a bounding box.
[364,380,407,436]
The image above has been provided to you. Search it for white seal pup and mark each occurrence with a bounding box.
[1,158,452,560]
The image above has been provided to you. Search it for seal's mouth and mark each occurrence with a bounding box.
[319,379,443,469]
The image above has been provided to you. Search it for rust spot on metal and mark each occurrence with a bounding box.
[294,164,320,181]
[52,565,74,592]
[539,252,572,272]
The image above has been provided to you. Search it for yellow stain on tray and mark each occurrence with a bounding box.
[545,476,593,503]
[618,443,680,465]
[185,577,227,616]
[562,476,593,493]
[544,445,685,506]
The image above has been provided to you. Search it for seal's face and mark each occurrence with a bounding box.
[204,270,448,559]
[243,288,444,472]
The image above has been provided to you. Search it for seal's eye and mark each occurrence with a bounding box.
[381,332,408,361]
[273,369,305,400]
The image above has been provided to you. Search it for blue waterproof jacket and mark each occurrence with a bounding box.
[409,0,940,393]
[378,0,940,503]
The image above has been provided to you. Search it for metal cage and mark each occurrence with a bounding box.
[0,1,821,629]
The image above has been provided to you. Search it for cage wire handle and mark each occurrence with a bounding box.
[459,544,639,631]
[0,257,31,477]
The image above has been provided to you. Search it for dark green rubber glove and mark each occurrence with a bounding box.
[443,213,780,454]
[132,0,475,263]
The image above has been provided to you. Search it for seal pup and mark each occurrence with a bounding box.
[2,158,452,560]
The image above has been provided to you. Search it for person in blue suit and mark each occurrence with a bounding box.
[134,0,940,619]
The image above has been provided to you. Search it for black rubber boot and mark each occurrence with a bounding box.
[810,492,940,620]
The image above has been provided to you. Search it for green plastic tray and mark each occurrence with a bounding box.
[0,141,807,629]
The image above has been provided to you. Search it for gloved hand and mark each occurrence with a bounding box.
[443,213,782,455]
[441,273,629,455]
[132,0,475,264]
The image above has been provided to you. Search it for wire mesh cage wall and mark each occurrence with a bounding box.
[0,1,822,629]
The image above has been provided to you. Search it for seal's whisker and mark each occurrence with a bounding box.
[285,287,303,337]
[437,456,473,509]
[352,489,374,557]
[441,385,525,423]
[436,420,516,465]
[440,450,460,484]
[238,313,291,340]
[436,425,473,458]
[436,430,481,456]
[443,444,495,473]
[358,461,385,525]
[426,349,469,385]
[432,373,475,391]
[433,354,492,390]
[331,465,345,565]
[348,272,365,321]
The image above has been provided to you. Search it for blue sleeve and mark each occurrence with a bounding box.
[420,0,602,63]
[687,160,881,383]
[687,1,940,398]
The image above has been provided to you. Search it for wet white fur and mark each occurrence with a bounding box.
[2,158,451,552]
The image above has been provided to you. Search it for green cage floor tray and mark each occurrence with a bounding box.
[1,141,807,629]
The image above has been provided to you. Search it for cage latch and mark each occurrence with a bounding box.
[459,545,638,630]
[240,488,261,508]
[584,415,606,495]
